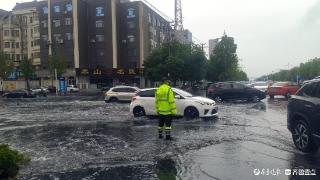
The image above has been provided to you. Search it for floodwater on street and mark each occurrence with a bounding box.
[0,95,319,180]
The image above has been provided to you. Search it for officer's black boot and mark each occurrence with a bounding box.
[159,130,163,139]
[165,132,172,140]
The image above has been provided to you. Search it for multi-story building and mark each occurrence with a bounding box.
[2,2,41,67]
[37,0,90,87]
[209,38,220,57]
[1,0,172,89]
[0,9,9,52]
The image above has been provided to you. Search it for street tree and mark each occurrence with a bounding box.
[206,34,248,82]
[48,54,68,85]
[19,58,35,91]
[0,52,14,90]
[144,42,207,84]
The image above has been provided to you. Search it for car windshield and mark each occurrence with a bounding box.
[173,88,193,97]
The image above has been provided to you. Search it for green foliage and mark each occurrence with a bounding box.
[48,54,68,78]
[0,144,30,179]
[206,34,248,82]
[144,42,207,83]
[266,58,320,81]
[19,58,36,90]
[0,52,14,80]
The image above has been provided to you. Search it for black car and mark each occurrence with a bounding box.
[2,90,36,98]
[287,79,320,153]
[207,82,266,102]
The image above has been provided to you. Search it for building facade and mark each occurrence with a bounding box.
[1,0,172,89]
[209,38,220,57]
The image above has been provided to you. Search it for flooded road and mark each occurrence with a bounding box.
[0,96,319,179]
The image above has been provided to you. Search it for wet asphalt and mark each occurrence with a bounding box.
[0,94,319,180]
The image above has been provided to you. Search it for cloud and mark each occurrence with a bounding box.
[301,0,320,28]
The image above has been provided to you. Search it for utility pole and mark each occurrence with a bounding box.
[174,0,183,30]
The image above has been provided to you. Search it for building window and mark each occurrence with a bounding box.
[95,20,104,28]
[53,20,61,27]
[41,20,48,28]
[42,35,48,42]
[43,6,48,14]
[96,7,104,17]
[11,54,15,61]
[4,42,10,48]
[4,30,9,36]
[15,30,20,37]
[96,35,104,42]
[127,21,135,29]
[127,8,135,18]
[16,54,20,61]
[54,5,60,13]
[30,17,33,24]
[16,42,20,48]
[65,18,72,25]
[128,49,137,57]
[53,34,62,43]
[66,33,72,40]
[34,26,39,34]
[34,39,40,46]
[128,35,135,43]
[66,3,72,12]
[148,13,151,23]
[33,52,40,59]
[11,42,15,48]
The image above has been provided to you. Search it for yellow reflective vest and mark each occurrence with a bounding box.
[155,84,177,115]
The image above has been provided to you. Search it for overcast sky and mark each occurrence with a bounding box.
[2,0,320,78]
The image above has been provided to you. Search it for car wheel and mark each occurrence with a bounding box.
[133,106,145,117]
[292,120,318,153]
[251,95,260,103]
[109,97,118,102]
[184,107,199,119]
[285,92,291,99]
[70,89,74,93]
[214,96,222,103]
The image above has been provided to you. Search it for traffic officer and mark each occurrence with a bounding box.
[155,78,177,140]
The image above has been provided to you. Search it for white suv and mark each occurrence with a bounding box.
[105,86,140,103]
[130,88,218,119]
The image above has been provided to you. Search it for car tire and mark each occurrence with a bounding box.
[184,107,199,119]
[109,97,118,103]
[214,96,222,103]
[285,92,291,99]
[70,89,74,93]
[292,120,318,153]
[251,95,260,103]
[133,106,145,117]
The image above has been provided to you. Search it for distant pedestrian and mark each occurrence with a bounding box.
[155,78,176,140]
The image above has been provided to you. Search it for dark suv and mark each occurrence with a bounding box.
[207,82,266,102]
[287,79,320,153]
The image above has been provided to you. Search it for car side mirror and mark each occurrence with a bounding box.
[175,95,182,99]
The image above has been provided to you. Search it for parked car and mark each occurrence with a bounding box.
[47,86,57,93]
[67,85,79,93]
[207,82,266,103]
[31,87,48,97]
[130,88,218,119]
[267,81,300,99]
[2,90,36,98]
[253,81,269,92]
[105,86,140,103]
[287,79,320,153]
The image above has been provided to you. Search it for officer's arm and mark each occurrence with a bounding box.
[168,89,177,115]
[155,89,159,113]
